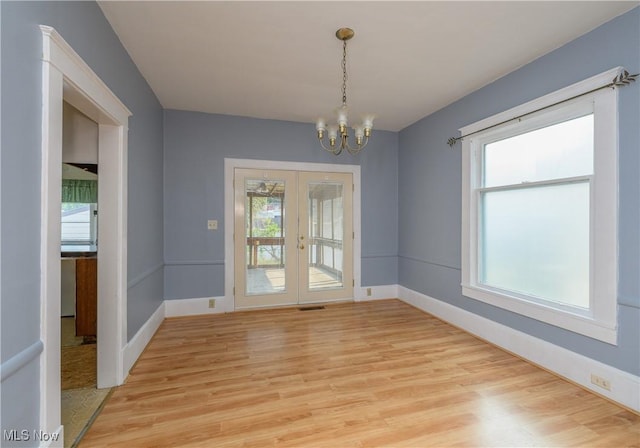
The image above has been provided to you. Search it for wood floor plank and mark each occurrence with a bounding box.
[80,300,640,447]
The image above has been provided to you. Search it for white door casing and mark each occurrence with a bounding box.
[40,25,131,440]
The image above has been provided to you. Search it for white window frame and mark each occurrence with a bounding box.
[460,68,619,345]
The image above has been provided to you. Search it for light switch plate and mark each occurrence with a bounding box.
[207,220,218,230]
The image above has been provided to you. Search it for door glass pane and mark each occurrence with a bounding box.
[245,179,286,295]
[484,114,594,188]
[480,182,590,308]
[308,182,344,290]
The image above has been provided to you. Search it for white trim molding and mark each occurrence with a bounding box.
[38,425,63,448]
[40,25,131,440]
[161,287,399,318]
[40,26,131,125]
[460,67,619,345]
[123,302,166,375]
[354,284,399,301]
[165,296,231,317]
[398,286,639,412]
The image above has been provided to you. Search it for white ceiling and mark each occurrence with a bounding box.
[98,1,637,132]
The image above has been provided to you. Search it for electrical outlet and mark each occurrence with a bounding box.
[366,288,372,296]
[208,299,216,308]
[590,374,611,391]
[207,220,218,230]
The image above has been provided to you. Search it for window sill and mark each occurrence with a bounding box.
[462,284,617,345]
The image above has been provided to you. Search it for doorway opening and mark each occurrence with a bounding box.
[40,26,130,442]
[60,102,105,446]
[224,159,361,310]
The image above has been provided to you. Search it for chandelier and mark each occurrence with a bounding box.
[315,28,375,156]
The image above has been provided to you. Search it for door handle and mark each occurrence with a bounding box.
[299,243,305,250]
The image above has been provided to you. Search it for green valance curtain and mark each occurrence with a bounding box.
[62,179,98,203]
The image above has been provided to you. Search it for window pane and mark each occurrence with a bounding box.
[484,114,593,187]
[61,203,92,243]
[480,182,589,308]
[308,182,344,291]
[244,179,286,295]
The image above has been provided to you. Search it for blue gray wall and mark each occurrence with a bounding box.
[163,111,399,299]
[1,1,164,437]
[398,7,640,376]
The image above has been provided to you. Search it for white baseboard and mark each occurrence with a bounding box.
[398,286,640,412]
[164,296,230,317]
[122,302,165,376]
[38,424,63,448]
[355,284,399,301]
[163,287,400,316]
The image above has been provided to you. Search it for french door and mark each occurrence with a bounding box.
[234,168,353,308]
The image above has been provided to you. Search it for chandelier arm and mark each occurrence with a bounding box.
[358,135,370,151]
[345,135,368,155]
[318,136,343,155]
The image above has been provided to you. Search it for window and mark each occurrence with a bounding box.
[61,202,97,246]
[461,69,619,344]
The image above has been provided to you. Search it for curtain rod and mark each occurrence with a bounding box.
[447,69,638,148]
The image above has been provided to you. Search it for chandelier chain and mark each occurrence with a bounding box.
[342,39,348,105]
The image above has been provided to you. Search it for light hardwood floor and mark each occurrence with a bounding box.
[80,300,639,447]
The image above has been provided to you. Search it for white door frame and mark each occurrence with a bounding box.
[40,26,131,440]
[224,158,361,310]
